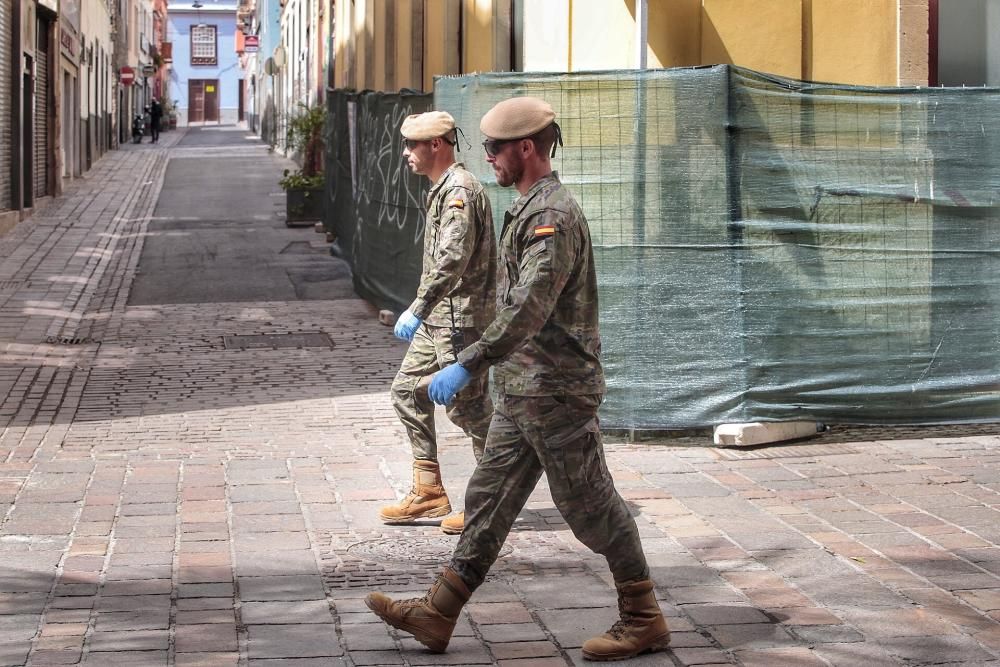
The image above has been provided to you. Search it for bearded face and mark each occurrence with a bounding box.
[489,142,525,188]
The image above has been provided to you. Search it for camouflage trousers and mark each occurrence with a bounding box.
[390,324,492,463]
[451,393,649,590]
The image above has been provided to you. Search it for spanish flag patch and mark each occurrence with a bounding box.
[449,199,465,209]
[533,225,556,237]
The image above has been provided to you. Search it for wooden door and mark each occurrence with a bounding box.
[238,78,244,121]
[204,80,219,122]
[188,80,205,123]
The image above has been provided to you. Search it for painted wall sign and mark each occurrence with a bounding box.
[60,30,76,56]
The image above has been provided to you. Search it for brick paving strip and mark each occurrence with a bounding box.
[0,134,998,666]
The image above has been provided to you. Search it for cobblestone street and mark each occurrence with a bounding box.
[0,128,999,666]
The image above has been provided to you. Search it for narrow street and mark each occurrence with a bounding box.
[0,128,999,666]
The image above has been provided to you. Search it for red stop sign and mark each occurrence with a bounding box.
[120,66,135,86]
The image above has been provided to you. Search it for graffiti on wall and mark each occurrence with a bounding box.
[353,96,427,245]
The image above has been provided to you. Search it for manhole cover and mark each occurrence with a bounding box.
[223,332,334,350]
[347,536,513,565]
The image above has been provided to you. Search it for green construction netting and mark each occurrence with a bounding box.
[326,65,1000,429]
[325,89,432,311]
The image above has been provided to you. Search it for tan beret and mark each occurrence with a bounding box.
[400,111,456,141]
[480,97,556,140]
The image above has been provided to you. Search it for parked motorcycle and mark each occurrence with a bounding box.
[131,114,144,144]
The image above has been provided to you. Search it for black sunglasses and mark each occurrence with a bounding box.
[482,123,563,158]
[482,138,514,157]
[403,139,425,150]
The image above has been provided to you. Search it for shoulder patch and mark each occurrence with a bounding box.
[533,224,556,237]
[448,199,465,209]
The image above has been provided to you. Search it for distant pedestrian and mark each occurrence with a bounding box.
[365,98,670,662]
[379,111,497,536]
[149,99,163,143]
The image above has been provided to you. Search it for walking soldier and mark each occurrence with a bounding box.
[380,111,497,536]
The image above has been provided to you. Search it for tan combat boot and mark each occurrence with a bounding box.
[440,511,464,535]
[365,566,471,652]
[581,579,670,661]
[379,460,452,523]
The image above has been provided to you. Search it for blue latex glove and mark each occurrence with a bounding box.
[393,310,422,341]
[429,363,473,405]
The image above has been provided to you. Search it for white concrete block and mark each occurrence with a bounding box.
[713,421,822,447]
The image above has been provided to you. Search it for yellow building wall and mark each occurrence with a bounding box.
[424,0,461,91]
[807,0,898,85]
[373,0,388,91]
[333,0,348,87]
[394,2,421,91]
[464,0,495,73]
[648,0,702,68]
[702,0,803,79]
[332,0,923,92]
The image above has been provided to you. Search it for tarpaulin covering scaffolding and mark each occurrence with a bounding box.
[327,66,1000,430]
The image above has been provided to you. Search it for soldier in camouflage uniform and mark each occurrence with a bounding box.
[380,111,497,535]
[366,98,670,662]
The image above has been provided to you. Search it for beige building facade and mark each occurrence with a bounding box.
[80,0,116,172]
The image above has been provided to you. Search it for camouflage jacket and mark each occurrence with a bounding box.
[410,163,497,328]
[457,174,606,396]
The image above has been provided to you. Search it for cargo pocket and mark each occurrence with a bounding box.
[545,413,607,505]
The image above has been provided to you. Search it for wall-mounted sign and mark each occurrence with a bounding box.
[244,35,259,53]
[142,64,157,76]
[120,66,135,86]
[59,30,76,56]
[205,85,215,93]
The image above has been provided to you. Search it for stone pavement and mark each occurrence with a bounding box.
[0,130,999,667]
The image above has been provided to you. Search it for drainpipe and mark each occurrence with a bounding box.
[627,0,648,440]
[633,0,648,246]
[635,0,647,70]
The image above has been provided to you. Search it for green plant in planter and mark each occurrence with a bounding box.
[281,104,326,224]
[278,169,324,190]
[280,103,325,190]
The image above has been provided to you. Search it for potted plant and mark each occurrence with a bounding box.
[280,103,326,226]
[165,98,179,130]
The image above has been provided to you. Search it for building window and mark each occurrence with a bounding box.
[191,24,217,65]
